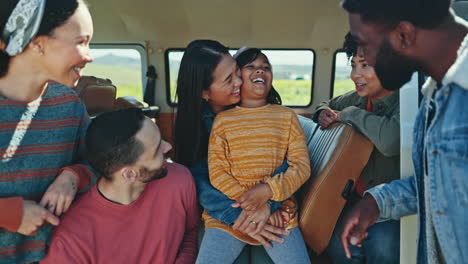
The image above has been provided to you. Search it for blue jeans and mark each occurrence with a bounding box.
[196,227,311,264]
[327,198,400,264]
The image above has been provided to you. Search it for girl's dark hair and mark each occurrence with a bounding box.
[343,32,359,60]
[0,0,82,77]
[234,47,282,105]
[174,39,229,167]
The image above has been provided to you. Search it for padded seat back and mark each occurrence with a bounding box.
[75,76,117,116]
[75,76,160,119]
[298,122,373,254]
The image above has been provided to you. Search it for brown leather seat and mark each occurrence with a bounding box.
[298,122,373,255]
[75,76,160,118]
[75,76,117,116]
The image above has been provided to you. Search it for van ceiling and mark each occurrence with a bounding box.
[88,0,349,49]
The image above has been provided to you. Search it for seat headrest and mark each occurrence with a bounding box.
[75,76,117,116]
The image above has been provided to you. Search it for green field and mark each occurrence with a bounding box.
[333,79,355,97]
[171,80,313,106]
[273,80,312,106]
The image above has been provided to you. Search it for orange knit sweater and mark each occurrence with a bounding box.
[206,104,311,245]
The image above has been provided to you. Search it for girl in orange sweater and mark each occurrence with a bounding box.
[196,48,311,264]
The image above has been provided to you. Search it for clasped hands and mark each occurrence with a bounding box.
[230,183,290,248]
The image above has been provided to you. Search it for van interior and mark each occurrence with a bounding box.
[78,0,468,263]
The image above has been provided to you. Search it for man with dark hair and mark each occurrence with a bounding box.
[42,108,200,264]
[340,0,468,263]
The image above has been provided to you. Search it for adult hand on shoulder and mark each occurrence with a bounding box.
[40,170,78,216]
[318,109,339,129]
[232,183,272,211]
[340,194,380,259]
[17,200,60,236]
[232,203,270,235]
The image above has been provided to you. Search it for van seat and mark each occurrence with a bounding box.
[75,76,116,116]
[298,122,373,255]
[75,76,159,118]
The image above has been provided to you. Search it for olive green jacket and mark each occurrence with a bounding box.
[312,90,400,190]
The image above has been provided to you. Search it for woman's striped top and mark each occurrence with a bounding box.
[0,83,92,263]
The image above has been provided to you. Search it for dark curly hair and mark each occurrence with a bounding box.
[341,0,451,29]
[343,32,359,60]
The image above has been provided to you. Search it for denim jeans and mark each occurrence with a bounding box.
[196,227,311,264]
[327,198,400,264]
[198,224,275,264]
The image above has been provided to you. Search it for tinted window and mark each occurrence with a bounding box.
[83,47,145,101]
[332,51,354,98]
[166,49,315,107]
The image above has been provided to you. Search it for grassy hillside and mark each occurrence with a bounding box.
[333,79,355,97]
[273,80,312,105]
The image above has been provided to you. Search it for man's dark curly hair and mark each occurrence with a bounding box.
[343,32,359,60]
[341,0,452,29]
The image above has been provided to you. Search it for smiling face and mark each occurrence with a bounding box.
[202,54,242,113]
[40,2,94,87]
[239,54,273,102]
[350,53,390,100]
[134,118,172,183]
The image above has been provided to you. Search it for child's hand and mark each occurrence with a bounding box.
[232,183,273,211]
[268,211,288,228]
[280,210,290,227]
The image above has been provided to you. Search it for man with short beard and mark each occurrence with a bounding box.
[340,0,468,263]
[42,108,200,264]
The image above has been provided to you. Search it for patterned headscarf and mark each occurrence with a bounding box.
[1,0,46,56]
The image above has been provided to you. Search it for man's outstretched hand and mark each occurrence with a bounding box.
[340,194,380,259]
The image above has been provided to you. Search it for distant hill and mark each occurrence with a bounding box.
[92,54,141,69]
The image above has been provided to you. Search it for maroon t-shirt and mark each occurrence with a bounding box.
[41,163,200,264]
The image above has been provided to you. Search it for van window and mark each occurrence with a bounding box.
[166,49,315,107]
[83,45,146,101]
[166,50,184,105]
[332,51,354,98]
